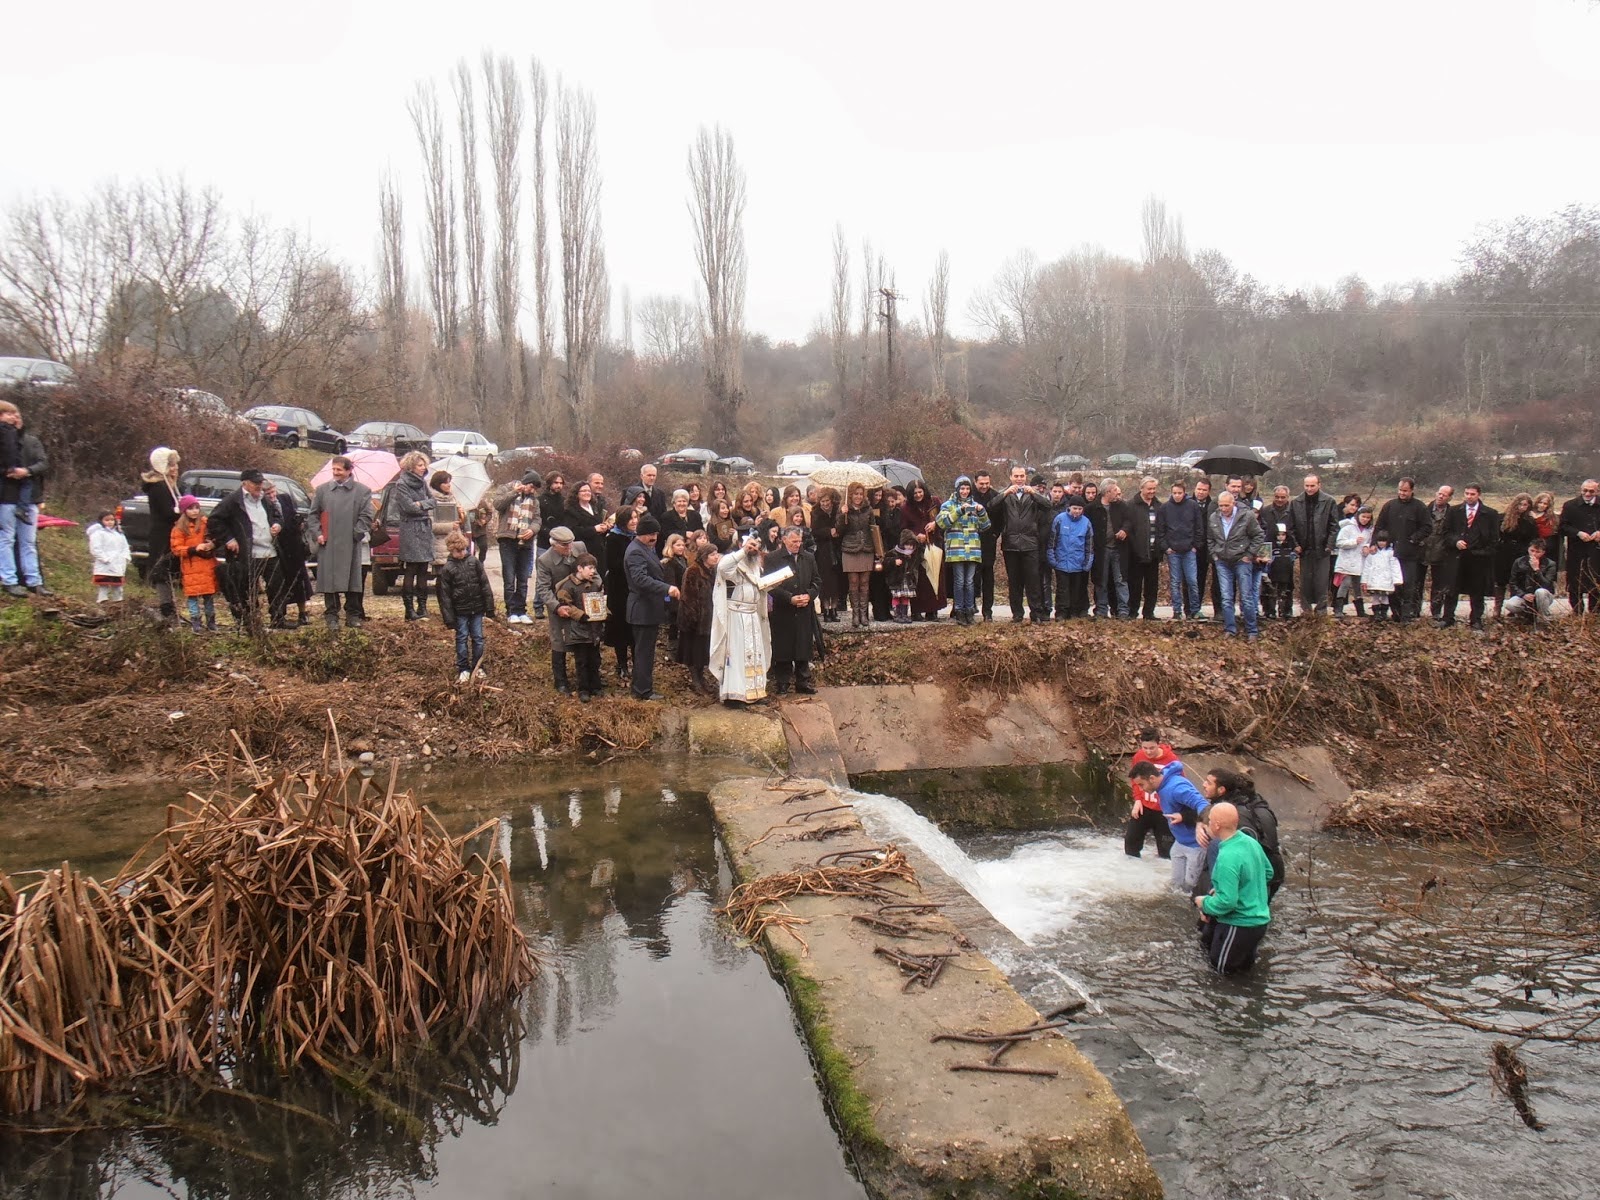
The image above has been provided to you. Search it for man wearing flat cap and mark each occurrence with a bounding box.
[623,513,679,700]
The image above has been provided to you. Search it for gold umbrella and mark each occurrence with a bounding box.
[808,461,889,489]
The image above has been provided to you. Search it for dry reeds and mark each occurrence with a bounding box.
[0,767,537,1117]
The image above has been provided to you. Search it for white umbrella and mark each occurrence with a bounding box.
[808,460,888,489]
[429,454,492,508]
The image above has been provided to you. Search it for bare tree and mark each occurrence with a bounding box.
[828,223,850,410]
[637,294,699,364]
[407,81,459,424]
[687,125,747,447]
[483,53,523,438]
[556,81,607,447]
[0,193,118,364]
[455,60,489,430]
[618,284,634,356]
[924,248,949,400]
[528,57,554,439]
[377,170,409,395]
[857,238,879,396]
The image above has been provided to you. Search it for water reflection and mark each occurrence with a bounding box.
[1,761,863,1200]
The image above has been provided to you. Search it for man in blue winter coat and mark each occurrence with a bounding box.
[1130,759,1211,891]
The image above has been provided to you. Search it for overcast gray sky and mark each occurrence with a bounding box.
[5,0,1597,343]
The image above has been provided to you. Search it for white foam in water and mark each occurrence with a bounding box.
[846,790,1168,945]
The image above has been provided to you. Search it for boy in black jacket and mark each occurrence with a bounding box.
[436,530,496,682]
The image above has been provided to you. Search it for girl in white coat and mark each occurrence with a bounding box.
[1361,529,1404,620]
[1333,505,1374,617]
[88,510,133,602]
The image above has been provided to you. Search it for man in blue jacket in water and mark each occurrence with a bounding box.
[1129,759,1211,891]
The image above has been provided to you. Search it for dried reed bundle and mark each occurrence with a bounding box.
[0,768,537,1117]
[717,848,918,947]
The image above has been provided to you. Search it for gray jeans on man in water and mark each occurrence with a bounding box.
[1170,842,1206,891]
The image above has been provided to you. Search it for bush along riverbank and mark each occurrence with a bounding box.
[5,588,1598,840]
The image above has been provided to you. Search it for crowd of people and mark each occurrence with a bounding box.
[3,390,1599,704]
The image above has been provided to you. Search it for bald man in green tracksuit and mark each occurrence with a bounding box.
[1193,801,1272,974]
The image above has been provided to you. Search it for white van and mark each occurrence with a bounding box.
[776,453,829,477]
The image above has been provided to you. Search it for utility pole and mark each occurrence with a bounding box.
[879,284,903,401]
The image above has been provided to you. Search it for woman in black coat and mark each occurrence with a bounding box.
[810,487,844,622]
[141,447,183,622]
[265,481,313,625]
[1492,493,1539,619]
[564,481,613,571]
[603,508,637,680]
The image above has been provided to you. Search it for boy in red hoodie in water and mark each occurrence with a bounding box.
[1125,726,1177,858]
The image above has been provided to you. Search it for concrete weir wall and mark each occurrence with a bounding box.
[709,775,1162,1200]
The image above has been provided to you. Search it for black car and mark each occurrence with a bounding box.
[117,470,313,571]
[349,420,432,457]
[243,405,348,453]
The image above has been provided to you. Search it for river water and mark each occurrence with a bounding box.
[0,761,865,1200]
[848,792,1599,1200]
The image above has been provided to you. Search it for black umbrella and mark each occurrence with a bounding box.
[1193,445,1272,476]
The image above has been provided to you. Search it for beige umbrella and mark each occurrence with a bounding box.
[808,461,888,489]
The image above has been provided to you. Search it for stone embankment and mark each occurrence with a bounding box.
[709,771,1162,1200]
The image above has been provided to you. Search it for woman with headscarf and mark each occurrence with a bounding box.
[901,478,946,620]
[603,507,637,680]
[141,447,183,625]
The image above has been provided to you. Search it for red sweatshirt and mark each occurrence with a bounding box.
[1131,743,1178,811]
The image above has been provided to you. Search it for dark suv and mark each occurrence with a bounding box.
[243,405,348,453]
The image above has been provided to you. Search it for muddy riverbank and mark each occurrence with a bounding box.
[5,599,1598,843]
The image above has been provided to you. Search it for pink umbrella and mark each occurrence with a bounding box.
[308,449,401,492]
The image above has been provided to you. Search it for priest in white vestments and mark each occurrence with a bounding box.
[709,535,772,703]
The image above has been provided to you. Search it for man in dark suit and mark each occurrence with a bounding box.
[638,464,669,520]
[972,471,1002,622]
[769,525,821,695]
[1558,479,1600,615]
[1288,474,1339,615]
[1374,477,1431,622]
[623,513,679,700]
[1442,484,1498,630]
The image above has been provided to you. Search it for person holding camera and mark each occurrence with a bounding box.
[936,474,992,626]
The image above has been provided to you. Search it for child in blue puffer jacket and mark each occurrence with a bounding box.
[1047,498,1095,619]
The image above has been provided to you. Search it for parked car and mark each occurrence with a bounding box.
[491,445,555,469]
[0,357,76,388]
[1305,448,1339,467]
[431,429,499,461]
[711,455,757,476]
[118,469,312,574]
[1140,456,1182,474]
[348,421,432,457]
[1045,453,1092,473]
[1104,453,1140,472]
[1178,449,1209,469]
[776,452,829,477]
[659,447,720,473]
[243,405,348,453]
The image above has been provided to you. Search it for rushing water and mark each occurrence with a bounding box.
[0,762,865,1200]
[849,790,1599,1200]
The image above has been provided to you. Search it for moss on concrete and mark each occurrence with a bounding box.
[772,948,885,1155]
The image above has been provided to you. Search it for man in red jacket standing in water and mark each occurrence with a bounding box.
[1124,727,1177,859]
